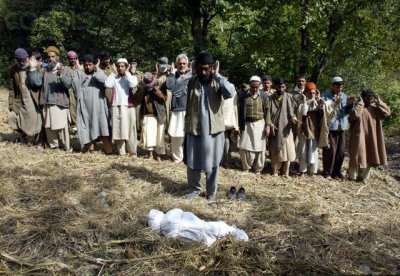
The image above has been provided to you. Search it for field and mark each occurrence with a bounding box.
[0,88,399,275]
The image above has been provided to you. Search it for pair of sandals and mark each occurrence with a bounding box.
[227,186,245,201]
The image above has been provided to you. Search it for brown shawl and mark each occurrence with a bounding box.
[269,92,295,150]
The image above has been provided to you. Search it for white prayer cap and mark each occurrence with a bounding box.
[116,58,128,65]
[331,76,344,84]
[249,76,261,83]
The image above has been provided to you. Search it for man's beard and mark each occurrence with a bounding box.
[198,74,212,84]
[47,61,57,71]
[17,63,29,70]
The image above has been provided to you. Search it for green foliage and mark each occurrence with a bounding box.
[0,0,399,129]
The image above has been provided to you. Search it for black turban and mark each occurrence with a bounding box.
[196,52,213,65]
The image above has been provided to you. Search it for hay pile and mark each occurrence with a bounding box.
[0,88,399,275]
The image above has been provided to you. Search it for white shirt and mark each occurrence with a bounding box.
[105,71,138,106]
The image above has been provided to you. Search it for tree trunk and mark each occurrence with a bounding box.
[310,14,343,83]
[191,0,204,54]
[299,0,309,77]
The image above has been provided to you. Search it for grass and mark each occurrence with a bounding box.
[0,88,399,275]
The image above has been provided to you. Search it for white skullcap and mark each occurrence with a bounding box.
[249,76,261,83]
[117,58,128,64]
[331,76,344,84]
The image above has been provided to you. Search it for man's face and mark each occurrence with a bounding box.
[83,62,95,74]
[47,52,58,63]
[16,58,29,69]
[117,62,127,75]
[68,57,77,66]
[101,57,110,66]
[250,81,260,93]
[306,89,316,99]
[297,77,306,89]
[262,80,272,89]
[276,84,286,93]
[331,83,343,94]
[177,58,188,73]
[129,61,138,69]
[196,63,212,80]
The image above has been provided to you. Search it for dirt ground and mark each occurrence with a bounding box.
[0,87,399,275]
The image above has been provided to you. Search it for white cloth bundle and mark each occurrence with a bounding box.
[148,208,249,246]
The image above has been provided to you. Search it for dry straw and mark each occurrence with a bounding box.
[0,89,399,274]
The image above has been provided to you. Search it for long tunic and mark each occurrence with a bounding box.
[105,72,138,141]
[69,70,110,147]
[348,100,391,168]
[186,84,225,172]
[268,92,296,151]
[186,77,235,172]
[8,67,42,136]
[296,100,320,166]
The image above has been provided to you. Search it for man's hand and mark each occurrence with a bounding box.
[77,59,83,70]
[347,96,356,105]
[213,60,220,75]
[315,89,321,100]
[170,62,177,75]
[265,125,270,137]
[293,117,302,126]
[270,124,277,136]
[334,96,342,107]
[29,56,37,70]
[155,63,159,74]
[94,59,100,72]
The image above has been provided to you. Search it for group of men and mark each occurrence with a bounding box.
[234,74,391,183]
[8,46,391,201]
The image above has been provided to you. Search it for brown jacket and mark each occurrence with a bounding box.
[134,83,167,122]
[348,99,391,168]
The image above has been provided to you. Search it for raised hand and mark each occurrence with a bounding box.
[94,59,100,72]
[315,89,320,100]
[155,63,159,74]
[29,56,37,70]
[77,59,83,70]
[214,60,220,75]
[347,96,356,105]
[170,62,177,74]
[334,96,342,107]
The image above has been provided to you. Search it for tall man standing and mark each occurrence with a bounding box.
[238,76,269,174]
[184,52,235,201]
[65,50,81,129]
[61,54,112,154]
[267,78,298,177]
[166,53,191,163]
[28,46,71,151]
[321,76,352,180]
[8,48,42,143]
[348,88,391,181]
[105,58,138,156]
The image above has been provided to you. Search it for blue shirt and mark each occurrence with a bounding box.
[321,90,350,131]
